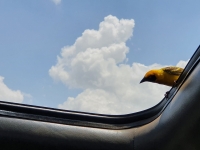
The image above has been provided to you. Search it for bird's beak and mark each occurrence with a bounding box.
[140,77,146,83]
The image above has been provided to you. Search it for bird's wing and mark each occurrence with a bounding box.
[162,66,183,76]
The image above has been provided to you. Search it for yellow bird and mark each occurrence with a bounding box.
[140,66,183,86]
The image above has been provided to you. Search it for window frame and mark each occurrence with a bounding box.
[0,45,199,130]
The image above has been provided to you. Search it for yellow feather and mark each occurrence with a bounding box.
[140,66,183,86]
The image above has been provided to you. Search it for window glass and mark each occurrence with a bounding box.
[0,1,198,114]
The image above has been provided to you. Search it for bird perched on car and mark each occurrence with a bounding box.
[140,66,183,86]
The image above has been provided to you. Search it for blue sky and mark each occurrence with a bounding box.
[0,0,199,114]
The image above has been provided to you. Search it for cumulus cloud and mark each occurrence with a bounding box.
[57,61,187,114]
[0,76,24,103]
[50,15,188,114]
[49,15,134,88]
[176,60,189,68]
[51,0,61,5]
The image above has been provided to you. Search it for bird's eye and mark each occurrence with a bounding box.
[148,75,156,82]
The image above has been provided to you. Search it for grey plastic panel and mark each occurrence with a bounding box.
[135,62,200,150]
[0,117,135,150]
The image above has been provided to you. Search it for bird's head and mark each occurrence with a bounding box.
[140,70,157,84]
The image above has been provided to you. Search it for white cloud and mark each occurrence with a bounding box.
[49,15,134,89]
[0,76,24,103]
[22,92,33,104]
[50,15,188,114]
[176,59,189,68]
[51,0,61,5]
[57,61,187,115]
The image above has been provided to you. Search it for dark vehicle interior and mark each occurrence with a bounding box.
[0,46,200,150]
